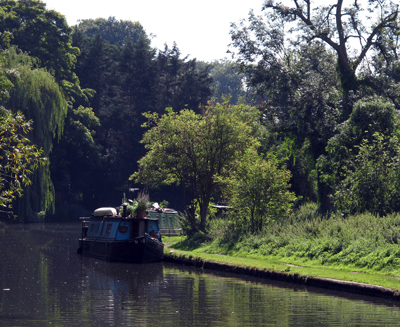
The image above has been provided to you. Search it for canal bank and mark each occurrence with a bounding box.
[163,248,400,301]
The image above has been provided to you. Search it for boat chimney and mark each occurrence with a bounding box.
[122,203,128,217]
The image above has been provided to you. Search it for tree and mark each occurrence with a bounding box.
[217,149,296,233]
[0,44,44,217]
[119,37,157,114]
[360,49,400,110]
[197,59,247,104]
[333,132,400,216]
[229,1,400,208]
[131,100,258,232]
[317,95,399,211]
[155,43,212,114]
[73,32,114,112]
[74,17,148,47]
[72,24,213,206]
[0,108,44,217]
[230,35,342,203]
[0,1,104,216]
[0,0,80,83]
[49,105,102,211]
[2,48,67,220]
[231,0,400,119]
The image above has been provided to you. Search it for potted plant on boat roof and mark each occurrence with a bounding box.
[135,190,149,218]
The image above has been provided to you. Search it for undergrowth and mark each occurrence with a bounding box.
[197,203,400,273]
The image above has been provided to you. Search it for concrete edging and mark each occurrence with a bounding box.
[163,251,400,300]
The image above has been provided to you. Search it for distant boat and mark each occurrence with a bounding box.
[148,207,182,236]
[77,206,164,263]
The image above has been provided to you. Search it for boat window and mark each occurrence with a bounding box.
[105,223,112,237]
[131,221,139,238]
[148,221,158,232]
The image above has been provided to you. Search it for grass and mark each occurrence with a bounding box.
[162,206,400,291]
[163,236,400,290]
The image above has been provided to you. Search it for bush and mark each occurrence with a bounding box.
[290,202,320,221]
[334,132,400,216]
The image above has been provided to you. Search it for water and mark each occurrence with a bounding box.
[1,223,400,326]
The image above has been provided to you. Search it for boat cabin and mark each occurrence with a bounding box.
[81,207,161,242]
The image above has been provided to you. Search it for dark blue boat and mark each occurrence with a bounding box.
[78,206,164,263]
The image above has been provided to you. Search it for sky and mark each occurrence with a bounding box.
[43,0,266,62]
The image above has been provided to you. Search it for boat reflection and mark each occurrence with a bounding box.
[78,256,164,304]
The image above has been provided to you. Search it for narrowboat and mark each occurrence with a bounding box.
[149,207,181,236]
[77,204,164,263]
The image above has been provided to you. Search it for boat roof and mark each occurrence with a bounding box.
[149,208,178,214]
[86,215,159,222]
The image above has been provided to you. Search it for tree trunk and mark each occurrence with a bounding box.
[199,200,209,232]
[337,55,358,121]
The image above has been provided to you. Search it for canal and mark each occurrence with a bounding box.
[1,223,400,326]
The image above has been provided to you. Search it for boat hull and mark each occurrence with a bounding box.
[78,234,164,263]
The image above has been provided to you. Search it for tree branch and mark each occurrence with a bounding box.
[265,1,340,51]
[336,0,346,46]
[353,8,399,70]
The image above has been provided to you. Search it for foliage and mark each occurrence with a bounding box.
[0,0,80,83]
[253,0,400,117]
[217,149,296,233]
[233,41,341,149]
[0,108,44,216]
[1,48,67,220]
[229,1,400,211]
[362,53,400,110]
[334,132,400,216]
[0,2,102,219]
[317,96,399,212]
[131,99,258,232]
[74,17,149,46]
[230,28,342,202]
[197,59,247,104]
[160,200,169,209]
[204,209,400,274]
[72,25,213,206]
[135,190,149,213]
[290,202,320,221]
[121,203,136,216]
[49,105,102,209]
[155,43,213,113]
[4,48,67,153]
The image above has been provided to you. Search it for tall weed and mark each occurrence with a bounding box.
[206,204,400,272]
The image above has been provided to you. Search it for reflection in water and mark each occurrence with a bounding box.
[1,223,400,326]
[79,258,165,326]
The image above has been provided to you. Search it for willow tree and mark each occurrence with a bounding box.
[2,49,67,221]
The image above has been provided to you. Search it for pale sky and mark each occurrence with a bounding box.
[43,0,266,62]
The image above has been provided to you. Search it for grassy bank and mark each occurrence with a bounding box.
[163,207,400,291]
